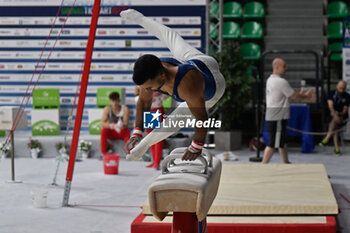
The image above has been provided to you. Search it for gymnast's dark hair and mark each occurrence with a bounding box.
[109,92,120,101]
[133,54,164,85]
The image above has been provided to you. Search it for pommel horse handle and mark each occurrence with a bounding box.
[166,147,213,167]
[161,154,208,175]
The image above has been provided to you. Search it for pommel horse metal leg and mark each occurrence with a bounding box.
[148,147,221,233]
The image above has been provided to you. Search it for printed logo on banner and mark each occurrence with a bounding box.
[59,76,73,80]
[61,30,70,35]
[48,64,60,68]
[98,30,107,35]
[60,41,71,45]
[73,29,85,35]
[61,98,71,103]
[111,6,130,16]
[125,40,131,47]
[101,76,114,80]
[162,18,170,23]
[137,30,147,35]
[143,110,161,129]
[35,64,45,69]
[98,65,114,69]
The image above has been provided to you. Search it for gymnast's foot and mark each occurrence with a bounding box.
[120,9,144,24]
[146,162,154,168]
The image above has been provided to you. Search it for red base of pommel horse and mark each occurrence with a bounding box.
[148,147,222,233]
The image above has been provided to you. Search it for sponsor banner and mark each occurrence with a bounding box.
[31,109,60,135]
[0,39,201,48]
[0,97,24,105]
[0,28,201,37]
[0,85,24,92]
[32,88,60,107]
[0,16,200,25]
[0,74,133,82]
[0,3,205,133]
[343,18,350,84]
[0,51,172,60]
[0,62,133,71]
[60,97,96,105]
[0,84,136,95]
[125,98,137,106]
[342,18,350,139]
[88,108,104,134]
[60,118,90,128]
[0,0,206,6]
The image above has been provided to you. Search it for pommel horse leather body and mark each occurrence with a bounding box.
[148,147,222,223]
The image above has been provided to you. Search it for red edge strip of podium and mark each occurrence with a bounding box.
[131,213,336,233]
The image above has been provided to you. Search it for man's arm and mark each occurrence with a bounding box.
[328,99,342,124]
[123,106,130,127]
[177,70,207,160]
[289,89,312,100]
[327,99,337,117]
[340,106,349,117]
[100,106,111,129]
[340,94,350,117]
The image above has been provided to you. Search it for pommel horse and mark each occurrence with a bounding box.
[148,147,222,233]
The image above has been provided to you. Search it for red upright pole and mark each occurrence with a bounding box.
[62,0,101,206]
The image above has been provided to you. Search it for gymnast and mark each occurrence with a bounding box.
[120,9,225,161]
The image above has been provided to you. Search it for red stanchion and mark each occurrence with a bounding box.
[62,0,101,207]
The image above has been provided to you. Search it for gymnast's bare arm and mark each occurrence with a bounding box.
[123,87,152,153]
[100,106,111,129]
[178,69,208,160]
[135,87,153,129]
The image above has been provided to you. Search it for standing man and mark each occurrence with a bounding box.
[262,58,311,164]
[120,9,225,161]
[100,92,130,156]
[319,80,350,155]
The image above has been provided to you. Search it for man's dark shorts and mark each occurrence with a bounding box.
[266,120,287,148]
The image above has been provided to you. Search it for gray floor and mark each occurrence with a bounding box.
[0,145,349,233]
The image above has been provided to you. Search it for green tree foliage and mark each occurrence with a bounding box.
[212,41,255,130]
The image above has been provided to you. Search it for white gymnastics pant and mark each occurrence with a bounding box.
[127,11,225,160]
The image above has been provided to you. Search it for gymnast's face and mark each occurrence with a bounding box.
[109,98,120,109]
[142,74,165,92]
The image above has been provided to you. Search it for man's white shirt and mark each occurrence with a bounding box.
[265,74,295,121]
